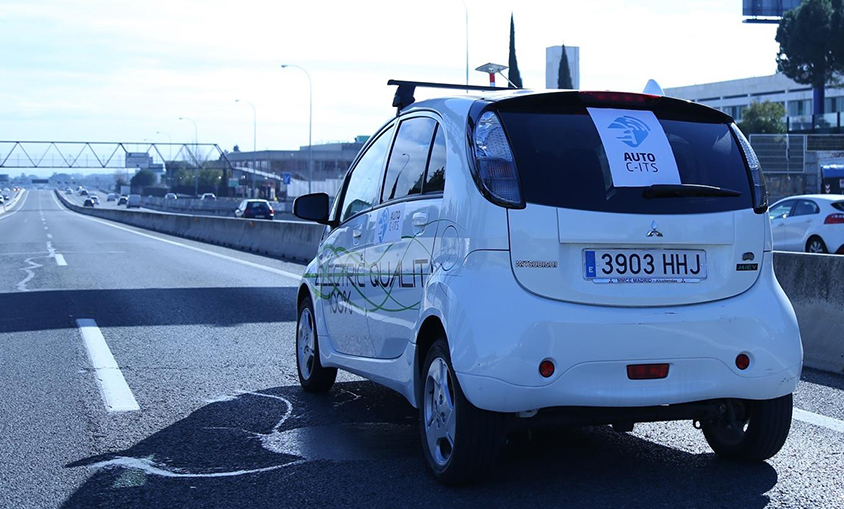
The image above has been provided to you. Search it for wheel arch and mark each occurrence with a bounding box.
[414,314,448,404]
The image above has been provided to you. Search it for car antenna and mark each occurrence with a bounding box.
[643,79,665,96]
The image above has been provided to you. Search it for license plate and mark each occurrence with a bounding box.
[583,249,706,283]
[254,215,265,219]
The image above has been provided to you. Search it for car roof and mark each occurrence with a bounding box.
[774,194,844,202]
[404,88,729,122]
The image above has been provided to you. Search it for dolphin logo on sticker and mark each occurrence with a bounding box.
[608,116,651,147]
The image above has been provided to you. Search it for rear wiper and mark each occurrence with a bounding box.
[642,184,742,199]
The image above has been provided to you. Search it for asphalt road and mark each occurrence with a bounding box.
[2,189,844,509]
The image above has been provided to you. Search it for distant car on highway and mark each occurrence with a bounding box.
[79,189,88,196]
[769,194,844,253]
[90,195,100,205]
[235,199,274,220]
[126,194,141,209]
[83,198,95,207]
[200,193,216,200]
[164,193,178,200]
[117,196,128,206]
[107,193,116,201]
[65,188,73,195]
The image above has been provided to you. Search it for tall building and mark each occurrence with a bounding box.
[545,45,580,90]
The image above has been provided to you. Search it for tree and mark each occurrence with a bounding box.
[508,13,522,88]
[233,144,240,152]
[738,101,787,135]
[130,169,156,188]
[776,0,841,114]
[558,44,573,89]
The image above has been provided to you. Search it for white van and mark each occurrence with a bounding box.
[126,194,141,209]
[293,81,802,484]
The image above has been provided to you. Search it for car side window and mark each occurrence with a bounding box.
[424,124,446,194]
[792,200,819,216]
[340,125,395,223]
[769,200,795,219]
[382,117,436,202]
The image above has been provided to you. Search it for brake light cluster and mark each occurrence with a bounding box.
[627,364,669,380]
[824,213,844,224]
[731,124,768,214]
[472,111,523,208]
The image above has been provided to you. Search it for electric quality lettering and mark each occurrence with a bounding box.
[314,259,430,314]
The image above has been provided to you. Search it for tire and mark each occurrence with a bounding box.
[419,339,502,485]
[806,236,827,254]
[295,297,336,392]
[702,394,793,461]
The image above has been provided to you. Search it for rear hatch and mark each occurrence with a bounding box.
[497,92,765,307]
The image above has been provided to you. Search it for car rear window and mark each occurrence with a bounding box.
[497,106,753,214]
[247,201,270,210]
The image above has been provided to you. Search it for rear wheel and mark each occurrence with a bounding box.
[419,339,502,485]
[296,297,336,392]
[702,394,793,461]
[806,236,827,253]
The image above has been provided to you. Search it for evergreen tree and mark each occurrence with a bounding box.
[558,44,573,89]
[508,13,522,88]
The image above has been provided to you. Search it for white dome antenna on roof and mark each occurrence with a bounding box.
[643,79,665,96]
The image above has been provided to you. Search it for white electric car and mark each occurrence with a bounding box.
[768,194,844,253]
[292,81,803,484]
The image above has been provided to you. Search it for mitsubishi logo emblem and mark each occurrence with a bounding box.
[647,221,663,238]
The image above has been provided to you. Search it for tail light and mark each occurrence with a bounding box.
[824,213,844,224]
[731,124,768,214]
[579,91,656,104]
[472,111,524,208]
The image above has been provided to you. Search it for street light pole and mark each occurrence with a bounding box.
[235,99,258,198]
[280,64,313,194]
[462,0,469,87]
[179,117,199,196]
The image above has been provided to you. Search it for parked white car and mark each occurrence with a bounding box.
[292,81,802,484]
[768,194,844,254]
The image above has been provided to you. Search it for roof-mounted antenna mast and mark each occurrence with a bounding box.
[387,79,500,115]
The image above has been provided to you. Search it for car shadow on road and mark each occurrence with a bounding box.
[0,286,298,333]
[61,381,777,509]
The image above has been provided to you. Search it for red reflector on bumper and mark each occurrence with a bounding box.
[627,364,669,380]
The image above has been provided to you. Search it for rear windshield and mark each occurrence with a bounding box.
[247,201,270,210]
[498,106,753,214]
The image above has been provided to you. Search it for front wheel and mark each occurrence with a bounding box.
[419,339,502,485]
[702,394,793,461]
[296,297,336,392]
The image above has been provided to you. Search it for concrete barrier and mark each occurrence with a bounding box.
[773,252,844,374]
[140,196,294,217]
[56,190,323,262]
[0,189,26,215]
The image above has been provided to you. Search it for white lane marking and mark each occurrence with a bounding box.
[54,254,67,266]
[16,257,42,292]
[47,233,53,239]
[794,408,844,433]
[44,226,48,230]
[51,191,302,281]
[0,189,29,220]
[76,319,140,412]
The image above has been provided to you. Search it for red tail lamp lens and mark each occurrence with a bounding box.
[539,360,555,378]
[824,213,844,224]
[627,364,669,380]
[736,354,750,370]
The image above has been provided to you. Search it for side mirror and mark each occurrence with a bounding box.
[293,192,332,225]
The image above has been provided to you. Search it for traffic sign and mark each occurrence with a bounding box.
[282,172,291,185]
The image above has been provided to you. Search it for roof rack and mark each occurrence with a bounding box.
[387,79,501,114]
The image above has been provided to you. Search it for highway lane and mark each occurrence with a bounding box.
[2,189,844,508]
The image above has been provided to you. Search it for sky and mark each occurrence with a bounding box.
[1,0,782,175]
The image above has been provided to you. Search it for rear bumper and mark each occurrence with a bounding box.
[442,250,803,413]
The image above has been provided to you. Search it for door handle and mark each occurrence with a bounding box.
[352,227,363,239]
[412,212,428,228]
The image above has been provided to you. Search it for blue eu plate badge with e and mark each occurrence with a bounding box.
[584,250,597,278]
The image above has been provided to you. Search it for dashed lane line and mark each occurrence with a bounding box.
[76,319,140,412]
[51,191,301,281]
[55,254,67,266]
